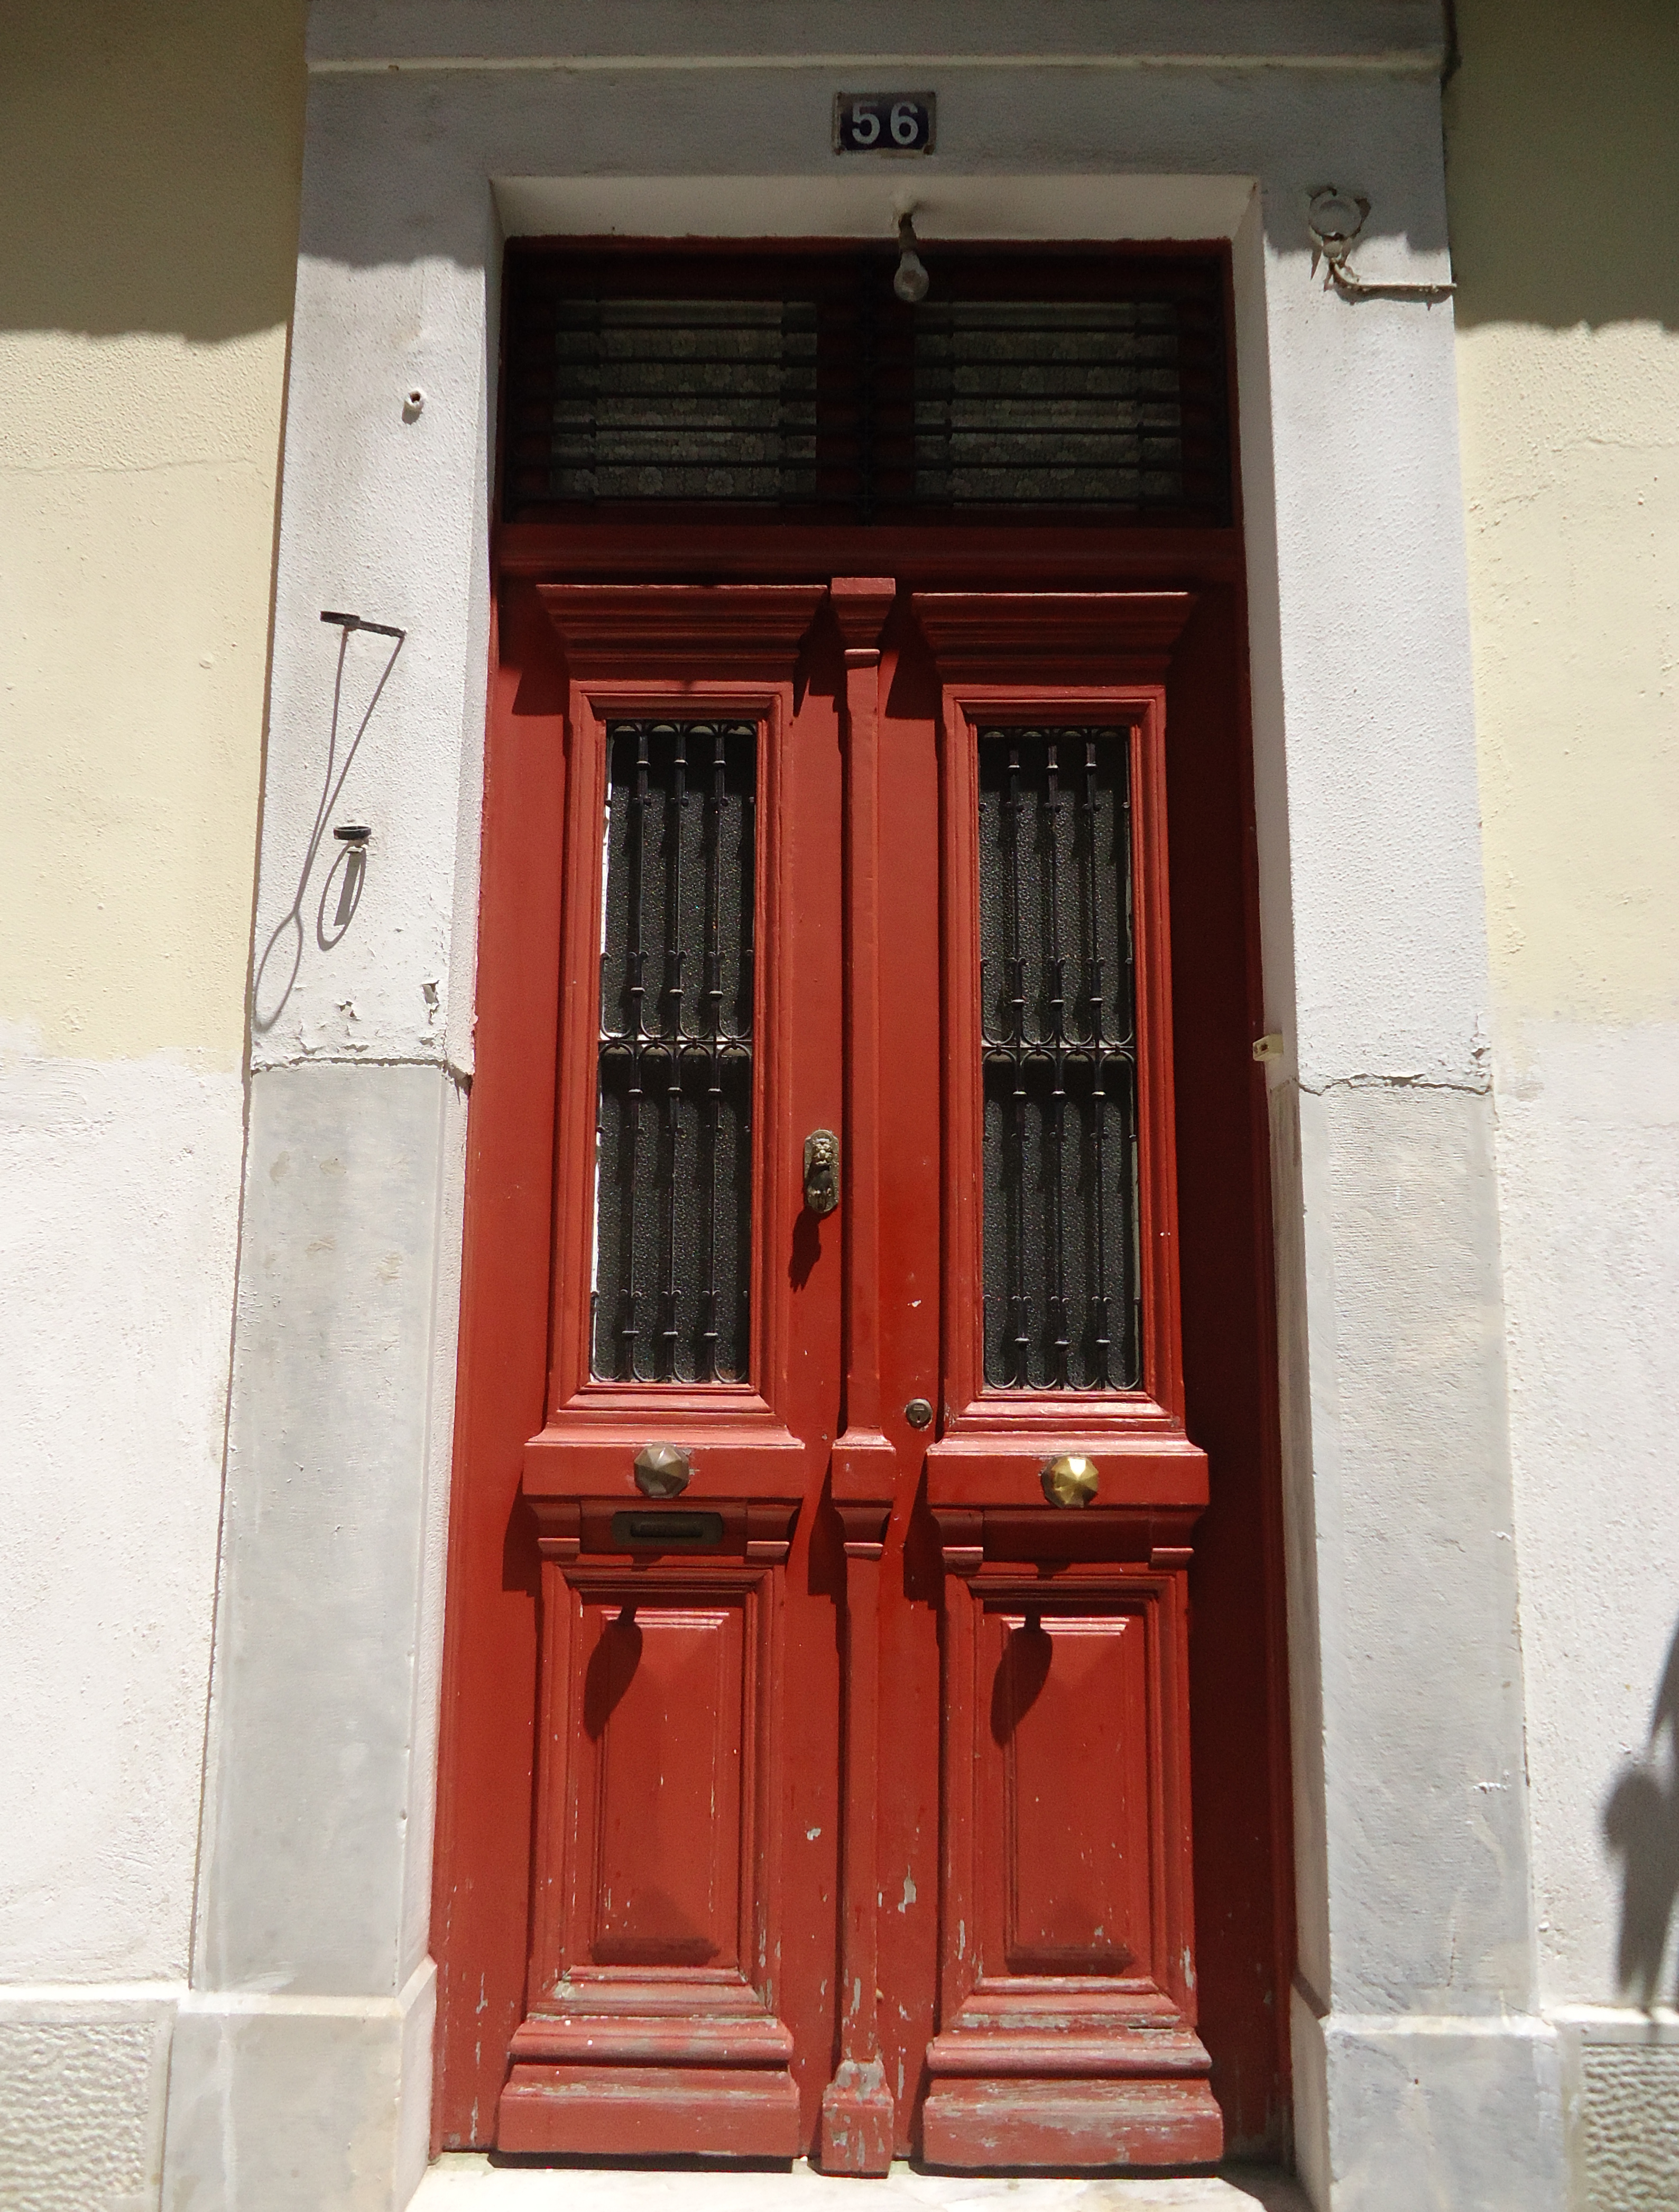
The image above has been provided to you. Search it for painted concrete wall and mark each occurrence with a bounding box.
[1446,5,1679,2199]
[0,5,306,2205]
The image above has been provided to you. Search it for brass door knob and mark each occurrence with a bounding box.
[634,1442,691,1499]
[1041,1453,1098,1508]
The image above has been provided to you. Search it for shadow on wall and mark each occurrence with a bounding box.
[1603,1615,1679,2005]
[1445,0,1679,330]
[1,0,308,341]
[252,616,404,1031]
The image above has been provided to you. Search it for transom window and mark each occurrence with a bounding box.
[503,245,1231,527]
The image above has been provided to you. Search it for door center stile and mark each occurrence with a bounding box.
[822,576,900,2174]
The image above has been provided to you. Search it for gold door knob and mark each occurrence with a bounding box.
[1041,1453,1099,1508]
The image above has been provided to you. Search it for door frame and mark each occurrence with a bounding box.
[430,236,1295,2164]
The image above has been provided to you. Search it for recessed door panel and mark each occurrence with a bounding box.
[996,1612,1151,1976]
[582,1602,743,1969]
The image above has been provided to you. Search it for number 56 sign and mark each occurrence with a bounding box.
[833,91,936,154]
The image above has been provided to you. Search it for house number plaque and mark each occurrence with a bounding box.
[833,91,936,154]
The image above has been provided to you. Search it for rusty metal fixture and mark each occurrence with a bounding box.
[1040,1453,1099,1508]
[894,212,930,303]
[1306,187,1455,303]
[633,1442,692,1499]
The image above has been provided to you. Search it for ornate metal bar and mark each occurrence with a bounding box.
[1045,737,1070,1388]
[698,722,727,1381]
[656,726,689,1380]
[979,725,1138,1391]
[594,720,755,1384]
[1082,736,1113,1387]
[619,725,652,1379]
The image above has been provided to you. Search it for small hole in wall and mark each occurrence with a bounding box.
[402,388,426,422]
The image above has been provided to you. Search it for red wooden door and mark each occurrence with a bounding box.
[442,576,1226,2170]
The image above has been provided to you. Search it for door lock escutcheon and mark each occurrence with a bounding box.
[803,1129,840,1216]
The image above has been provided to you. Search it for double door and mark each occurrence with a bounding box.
[454,576,1222,2170]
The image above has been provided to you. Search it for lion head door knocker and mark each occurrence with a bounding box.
[802,1129,840,1216]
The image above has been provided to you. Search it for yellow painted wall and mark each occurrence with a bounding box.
[0,1,308,1068]
[1448,0,1679,1030]
[1447,0,1679,2020]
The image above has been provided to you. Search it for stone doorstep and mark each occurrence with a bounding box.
[413,2156,1311,2211]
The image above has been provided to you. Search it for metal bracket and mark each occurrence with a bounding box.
[320,608,405,640]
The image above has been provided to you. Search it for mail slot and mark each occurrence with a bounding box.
[609,1510,727,1550]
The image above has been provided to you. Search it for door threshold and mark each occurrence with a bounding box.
[414,2154,1309,2210]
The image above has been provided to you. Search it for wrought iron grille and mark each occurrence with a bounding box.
[502,247,1231,526]
[592,721,756,1384]
[979,728,1140,1391]
[544,299,819,503]
[914,301,1184,507]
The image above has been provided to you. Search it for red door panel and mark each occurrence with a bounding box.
[579,1602,744,1970]
[503,1561,798,2154]
[996,1612,1152,1976]
[433,561,1287,2169]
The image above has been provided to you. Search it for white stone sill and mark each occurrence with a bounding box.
[413,2155,1309,2212]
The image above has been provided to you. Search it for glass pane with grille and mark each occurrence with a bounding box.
[550,300,818,503]
[593,721,756,1383]
[915,302,1183,508]
[979,729,1139,1390]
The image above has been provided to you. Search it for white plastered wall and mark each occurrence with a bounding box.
[163,5,1567,2210]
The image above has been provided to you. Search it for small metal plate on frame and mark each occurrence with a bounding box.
[610,1510,726,1551]
[833,92,936,154]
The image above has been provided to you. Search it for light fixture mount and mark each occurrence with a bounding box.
[1306,187,1455,305]
[894,211,930,304]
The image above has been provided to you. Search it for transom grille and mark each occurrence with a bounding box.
[548,300,818,503]
[979,728,1139,1391]
[914,301,1185,507]
[592,720,756,1384]
[503,247,1230,526]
